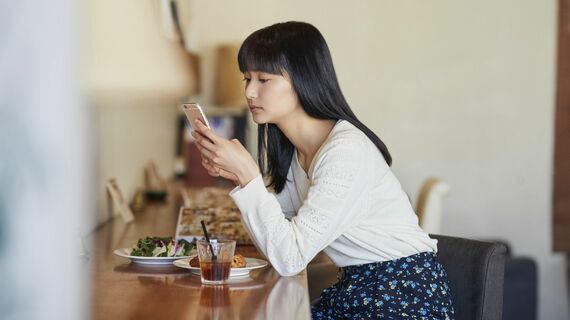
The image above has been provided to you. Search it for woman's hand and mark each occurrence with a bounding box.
[191,120,260,187]
[199,156,241,186]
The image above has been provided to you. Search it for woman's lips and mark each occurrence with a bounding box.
[249,105,263,113]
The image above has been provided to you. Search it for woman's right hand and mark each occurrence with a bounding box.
[200,157,220,176]
[200,157,240,186]
[191,119,257,186]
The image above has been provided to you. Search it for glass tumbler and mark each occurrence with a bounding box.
[197,239,236,285]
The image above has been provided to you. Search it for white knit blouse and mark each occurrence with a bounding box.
[229,120,437,276]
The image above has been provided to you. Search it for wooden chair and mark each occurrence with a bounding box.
[416,177,450,234]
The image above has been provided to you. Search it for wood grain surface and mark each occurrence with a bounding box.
[89,189,310,319]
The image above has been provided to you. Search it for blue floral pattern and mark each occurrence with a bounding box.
[312,252,454,319]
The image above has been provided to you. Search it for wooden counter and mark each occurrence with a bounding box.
[89,193,311,320]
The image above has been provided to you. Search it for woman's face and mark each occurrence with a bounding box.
[243,71,301,124]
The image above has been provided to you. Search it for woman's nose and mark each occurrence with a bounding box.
[245,83,257,100]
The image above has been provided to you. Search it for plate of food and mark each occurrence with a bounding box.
[175,206,254,245]
[173,254,268,278]
[114,236,195,265]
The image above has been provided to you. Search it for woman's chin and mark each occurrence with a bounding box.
[251,115,267,125]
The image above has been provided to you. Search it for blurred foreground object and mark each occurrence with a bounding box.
[0,0,90,319]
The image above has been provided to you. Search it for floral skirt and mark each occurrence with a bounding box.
[311,252,455,319]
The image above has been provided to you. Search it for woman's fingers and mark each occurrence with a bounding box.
[192,126,231,167]
[200,154,217,171]
[190,124,208,146]
[195,136,217,154]
[198,147,217,163]
[202,159,220,176]
[192,122,259,186]
[201,153,220,176]
[194,120,219,143]
[218,169,239,185]
[192,130,216,151]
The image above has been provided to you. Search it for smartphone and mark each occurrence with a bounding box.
[182,103,210,129]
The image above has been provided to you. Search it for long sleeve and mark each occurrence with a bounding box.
[274,167,297,220]
[230,132,370,276]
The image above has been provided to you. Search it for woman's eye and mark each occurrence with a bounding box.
[242,77,251,82]
[259,78,270,84]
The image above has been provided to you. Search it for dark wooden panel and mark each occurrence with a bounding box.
[553,0,570,251]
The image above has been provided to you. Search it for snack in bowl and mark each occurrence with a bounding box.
[189,253,247,268]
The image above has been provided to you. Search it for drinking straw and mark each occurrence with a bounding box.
[200,220,217,261]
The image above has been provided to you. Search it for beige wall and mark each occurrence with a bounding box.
[84,0,198,227]
[183,1,566,319]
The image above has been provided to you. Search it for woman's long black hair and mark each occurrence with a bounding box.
[238,21,392,193]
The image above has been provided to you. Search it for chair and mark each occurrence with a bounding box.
[487,240,538,320]
[431,234,507,320]
[416,177,450,234]
[307,252,338,302]
[503,256,537,320]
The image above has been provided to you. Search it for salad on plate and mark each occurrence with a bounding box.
[114,236,195,265]
[130,236,193,257]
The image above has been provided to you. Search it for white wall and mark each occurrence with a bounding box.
[184,1,566,319]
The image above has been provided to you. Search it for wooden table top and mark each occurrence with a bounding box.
[89,192,311,320]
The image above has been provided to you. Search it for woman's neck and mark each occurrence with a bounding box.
[276,113,336,169]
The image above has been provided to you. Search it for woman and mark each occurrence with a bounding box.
[192,21,454,319]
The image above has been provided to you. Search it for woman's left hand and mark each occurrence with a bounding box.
[191,120,260,187]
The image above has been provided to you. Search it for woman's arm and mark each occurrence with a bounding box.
[274,168,297,220]
[230,133,371,276]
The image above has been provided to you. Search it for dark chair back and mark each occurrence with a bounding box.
[431,234,507,320]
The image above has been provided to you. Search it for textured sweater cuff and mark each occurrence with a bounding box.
[229,174,266,213]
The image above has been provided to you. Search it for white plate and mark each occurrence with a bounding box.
[113,248,193,265]
[173,256,268,278]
